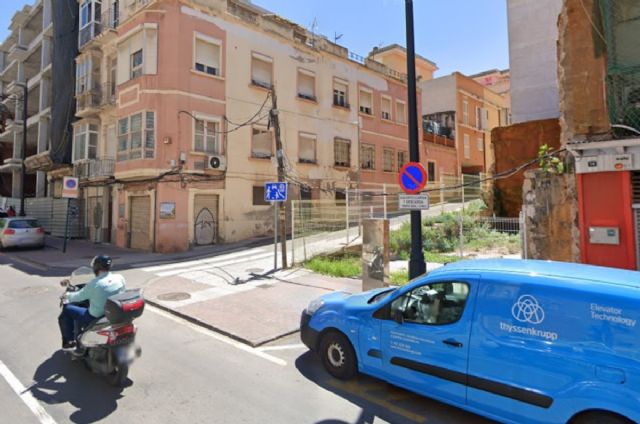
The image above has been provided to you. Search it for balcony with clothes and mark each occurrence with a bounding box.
[78,1,119,49]
[422,120,456,148]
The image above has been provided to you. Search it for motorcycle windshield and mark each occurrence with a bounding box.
[70,266,94,286]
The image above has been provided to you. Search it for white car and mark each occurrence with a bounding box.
[0,217,45,249]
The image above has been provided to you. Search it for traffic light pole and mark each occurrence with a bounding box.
[405,0,426,279]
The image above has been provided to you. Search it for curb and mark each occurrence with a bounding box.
[144,297,299,348]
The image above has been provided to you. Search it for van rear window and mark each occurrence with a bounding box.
[8,220,39,229]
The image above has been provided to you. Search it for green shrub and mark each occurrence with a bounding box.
[305,253,361,278]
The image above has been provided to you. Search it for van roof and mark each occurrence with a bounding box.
[430,259,640,289]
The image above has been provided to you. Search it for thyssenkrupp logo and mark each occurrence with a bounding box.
[512,295,545,325]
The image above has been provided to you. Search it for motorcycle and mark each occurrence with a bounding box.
[59,266,144,387]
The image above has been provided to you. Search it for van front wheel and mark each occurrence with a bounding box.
[572,412,633,424]
[320,331,357,380]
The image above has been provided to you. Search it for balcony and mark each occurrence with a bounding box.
[74,158,115,180]
[78,9,119,49]
[423,132,456,149]
[76,88,101,117]
[8,42,28,63]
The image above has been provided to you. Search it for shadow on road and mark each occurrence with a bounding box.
[28,350,130,424]
[295,351,493,424]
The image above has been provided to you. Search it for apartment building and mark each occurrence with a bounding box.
[0,0,54,198]
[73,0,436,252]
[421,72,508,175]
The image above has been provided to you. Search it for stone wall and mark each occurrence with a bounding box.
[557,0,610,141]
[491,119,561,217]
[522,170,580,262]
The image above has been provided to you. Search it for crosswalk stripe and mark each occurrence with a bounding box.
[154,252,275,277]
[142,248,270,273]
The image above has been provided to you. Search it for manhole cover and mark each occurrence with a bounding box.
[245,268,264,274]
[157,292,191,301]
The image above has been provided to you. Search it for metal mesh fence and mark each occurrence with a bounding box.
[600,0,640,131]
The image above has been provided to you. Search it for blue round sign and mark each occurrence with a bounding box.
[398,162,428,194]
[65,179,77,189]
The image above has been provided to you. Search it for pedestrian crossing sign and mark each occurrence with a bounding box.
[265,182,288,202]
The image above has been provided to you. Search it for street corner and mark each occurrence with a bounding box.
[174,281,331,347]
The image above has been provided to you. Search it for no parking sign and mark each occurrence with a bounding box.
[62,177,79,199]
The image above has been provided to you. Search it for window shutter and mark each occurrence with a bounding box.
[196,39,220,70]
[298,72,315,98]
[252,56,272,86]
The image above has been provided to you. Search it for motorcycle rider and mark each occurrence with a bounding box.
[58,255,126,349]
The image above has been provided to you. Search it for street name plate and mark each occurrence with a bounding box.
[398,193,430,210]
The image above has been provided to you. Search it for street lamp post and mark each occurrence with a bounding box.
[20,82,27,216]
[405,0,426,279]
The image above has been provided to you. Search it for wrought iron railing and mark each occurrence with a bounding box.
[74,158,115,179]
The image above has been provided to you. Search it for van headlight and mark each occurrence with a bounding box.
[305,298,325,315]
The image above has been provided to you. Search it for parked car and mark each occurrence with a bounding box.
[301,259,640,424]
[0,217,45,249]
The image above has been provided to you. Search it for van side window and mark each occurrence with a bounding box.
[390,282,469,325]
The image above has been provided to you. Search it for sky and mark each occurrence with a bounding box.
[0,0,509,77]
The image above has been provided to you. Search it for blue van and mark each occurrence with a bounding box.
[300,259,640,424]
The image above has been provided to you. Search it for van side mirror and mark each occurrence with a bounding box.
[393,309,404,324]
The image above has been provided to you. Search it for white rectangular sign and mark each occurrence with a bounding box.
[399,193,430,210]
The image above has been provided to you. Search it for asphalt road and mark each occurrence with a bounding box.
[0,257,493,424]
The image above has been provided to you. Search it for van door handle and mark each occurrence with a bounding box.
[442,339,463,348]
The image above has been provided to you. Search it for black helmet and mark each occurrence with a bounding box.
[91,255,112,274]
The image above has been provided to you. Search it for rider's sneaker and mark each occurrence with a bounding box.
[62,341,76,350]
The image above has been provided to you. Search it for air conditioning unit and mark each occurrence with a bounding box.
[208,155,227,171]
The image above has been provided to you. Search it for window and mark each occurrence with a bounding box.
[360,144,375,170]
[194,35,221,76]
[252,186,269,206]
[427,161,436,182]
[76,59,89,94]
[476,106,483,130]
[390,281,470,325]
[383,148,394,172]
[131,49,143,79]
[117,111,155,161]
[298,133,316,163]
[333,79,348,108]
[397,151,407,171]
[73,123,99,162]
[251,53,273,89]
[477,137,484,152]
[463,134,470,159]
[463,98,469,125]
[334,137,350,167]
[251,126,272,158]
[396,101,406,124]
[359,90,373,115]
[297,69,316,101]
[381,97,391,120]
[194,118,220,154]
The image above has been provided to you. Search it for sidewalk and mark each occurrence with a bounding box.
[142,268,362,347]
[2,235,271,273]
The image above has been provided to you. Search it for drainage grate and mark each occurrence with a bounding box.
[157,292,191,301]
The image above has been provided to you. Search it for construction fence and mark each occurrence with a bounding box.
[286,173,524,265]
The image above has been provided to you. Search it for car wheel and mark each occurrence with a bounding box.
[573,412,633,424]
[320,331,357,380]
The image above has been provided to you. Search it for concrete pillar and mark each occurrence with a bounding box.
[42,0,52,28]
[35,171,46,197]
[41,37,52,71]
[11,169,21,198]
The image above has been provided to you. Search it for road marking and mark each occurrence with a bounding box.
[147,305,287,367]
[327,379,423,423]
[142,248,270,273]
[257,344,306,352]
[0,359,57,424]
[154,252,275,277]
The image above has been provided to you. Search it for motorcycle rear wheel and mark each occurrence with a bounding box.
[106,364,129,387]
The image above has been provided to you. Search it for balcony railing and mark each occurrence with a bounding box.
[74,158,115,179]
[76,83,117,113]
[423,132,456,148]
